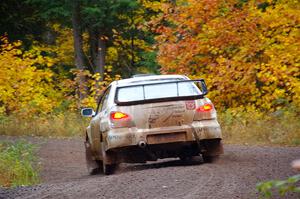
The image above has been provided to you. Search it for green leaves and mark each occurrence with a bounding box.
[256,174,300,198]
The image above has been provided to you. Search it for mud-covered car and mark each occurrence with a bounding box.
[81,75,223,175]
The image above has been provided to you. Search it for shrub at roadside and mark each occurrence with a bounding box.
[0,113,87,138]
[219,105,300,146]
[0,36,67,117]
[0,140,39,187]
[0,105,299,147]
[256,174,300,198]
[0,35,120,118]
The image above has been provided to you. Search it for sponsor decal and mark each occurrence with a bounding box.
[148,104,185,128]
[185,101,196,110]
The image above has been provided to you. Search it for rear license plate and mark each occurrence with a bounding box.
[147,132,186,144]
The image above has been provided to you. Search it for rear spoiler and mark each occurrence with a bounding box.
[114,79,208,106]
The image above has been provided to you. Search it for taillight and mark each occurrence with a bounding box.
[196,103,213,112]
[110,111,134,128]
[110,112,129,120]
[194,102,216,121]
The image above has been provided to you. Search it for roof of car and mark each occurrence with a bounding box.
[115,74,189,86]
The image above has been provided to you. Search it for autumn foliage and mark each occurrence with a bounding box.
[0,35,119,117]
[153,0,299,111]
[0,36,64,116]
[0,1,299,143]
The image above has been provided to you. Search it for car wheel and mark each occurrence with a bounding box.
[85,141,101,175]
[202,155,218,163]
[101,145,115,175]
[179,156,193,162]
[102,162,115,175]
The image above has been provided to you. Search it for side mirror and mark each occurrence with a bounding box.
[81,108,95,117]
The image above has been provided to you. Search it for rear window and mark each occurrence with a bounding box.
[117,81,201,103]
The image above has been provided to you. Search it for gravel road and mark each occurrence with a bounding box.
[0,137,299,199]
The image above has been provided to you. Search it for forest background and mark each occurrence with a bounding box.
[0,0,299,146]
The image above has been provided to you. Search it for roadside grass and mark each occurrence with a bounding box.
[0,108,299,146]
[0,140,39,187]
[0,112,87,138]
[219,107,300,146]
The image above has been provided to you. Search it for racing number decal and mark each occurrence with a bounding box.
[185,101,196,110]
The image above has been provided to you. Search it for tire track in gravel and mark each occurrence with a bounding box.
[0,136,299,199]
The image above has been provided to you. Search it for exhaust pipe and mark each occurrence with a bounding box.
[138,141,147,148]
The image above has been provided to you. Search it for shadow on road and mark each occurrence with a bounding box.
[116,156,204,174]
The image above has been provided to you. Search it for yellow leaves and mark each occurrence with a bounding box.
[100,35,109,41]
[16,49,22,55]
[140,0,164,12]
[105,65,113,73]
[35,23,75,66]
[71,69,121,108]
[80,97,97,109]
[154,0,300,111]
[0,36,64,117]
[0,107,5,115]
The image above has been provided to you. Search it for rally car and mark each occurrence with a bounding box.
[81,74,223,175]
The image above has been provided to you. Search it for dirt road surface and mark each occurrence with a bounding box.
[0,137,299,199]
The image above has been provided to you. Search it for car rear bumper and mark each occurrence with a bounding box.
[104,119,222,151]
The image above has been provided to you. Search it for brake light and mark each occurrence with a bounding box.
[194,102,216,121]
[110,111,134,128]
[196,103,213,112]
[110,112,129,120]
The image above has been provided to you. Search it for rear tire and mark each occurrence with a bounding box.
[201,139,223,163]
[102,162,116,175]
[179,156,193,162]
[202,155,219,163]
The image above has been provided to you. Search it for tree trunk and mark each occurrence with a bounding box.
[88,29,97,73]
[72,1,86,102]
[72,2,85,70]
[88,30,106,80]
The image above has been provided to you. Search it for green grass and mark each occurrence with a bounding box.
[0,140,39,187]
[219,107,300,146]
[0,112,87,138]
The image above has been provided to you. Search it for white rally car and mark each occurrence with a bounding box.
[82,75,223,174]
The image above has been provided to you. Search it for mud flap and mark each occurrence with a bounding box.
[190,125,203,153]
[85,141,101,175]
[101,144,117,175]
[201,139,224,156]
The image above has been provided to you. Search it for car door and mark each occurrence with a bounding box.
[95,87,112,157]
[88,86,111,157]
[98,87,111,133]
